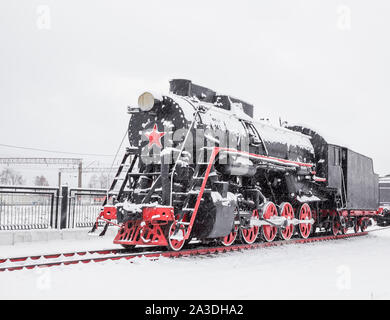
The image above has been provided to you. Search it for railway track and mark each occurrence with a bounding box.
[0,231,369,272]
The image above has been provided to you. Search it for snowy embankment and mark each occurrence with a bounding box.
[0,228,390,299]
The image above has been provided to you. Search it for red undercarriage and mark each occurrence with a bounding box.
[115,208,175,246]
[97,206,176,247]
[93,148,381,248]
[96,205,378,248]
[318,209,378,218]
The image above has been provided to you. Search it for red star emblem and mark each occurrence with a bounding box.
[145,124,166,148]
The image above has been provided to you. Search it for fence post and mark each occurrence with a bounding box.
[55,188,60,229]
[60,186,69,229]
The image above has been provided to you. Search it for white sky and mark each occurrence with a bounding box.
[0,0,389,185]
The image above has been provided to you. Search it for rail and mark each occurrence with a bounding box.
[0,231,369,272]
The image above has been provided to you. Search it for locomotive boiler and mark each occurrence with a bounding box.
[91,79,380,251]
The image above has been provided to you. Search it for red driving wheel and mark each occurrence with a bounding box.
[297,203,312,239]
[240,210,260,244]
[221,224,239,246]
[261,202,278,242]
[279,202,294,241]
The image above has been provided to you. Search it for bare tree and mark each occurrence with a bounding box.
[34,175,49,186]
[98,173,110,189]
[88,173,111,189]
[88,174,99,189]
[0,168,25,185]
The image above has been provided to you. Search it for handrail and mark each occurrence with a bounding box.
[169,109,202,206]
[340,168,347,209]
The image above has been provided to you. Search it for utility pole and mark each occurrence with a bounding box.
[58,171,62,189]
[78,162,82,188]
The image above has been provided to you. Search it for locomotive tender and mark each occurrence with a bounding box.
[378,176,390,226]
[92,79,380,251]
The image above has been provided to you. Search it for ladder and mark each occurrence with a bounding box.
[174,148,216,238]
[105,149,139,205]
[89,147,138,235]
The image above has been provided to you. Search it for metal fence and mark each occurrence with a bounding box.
[67,188,108,228]
[0,186,59,230]
[0,185,110,231]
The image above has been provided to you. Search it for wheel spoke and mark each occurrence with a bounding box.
[298,203,312,239]
[279,202,294,241]
[167,222,185,251]
[261,202,277,242]
[240,210,259,244]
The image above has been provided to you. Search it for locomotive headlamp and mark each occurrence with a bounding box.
[138,92,162,112]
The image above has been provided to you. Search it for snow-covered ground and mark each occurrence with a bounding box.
[1,228,389,300]
[0,229,119,258]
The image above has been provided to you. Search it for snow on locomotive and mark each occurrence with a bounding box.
[91,79,380,251]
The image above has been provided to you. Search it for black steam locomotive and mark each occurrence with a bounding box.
[92,79,380,251]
